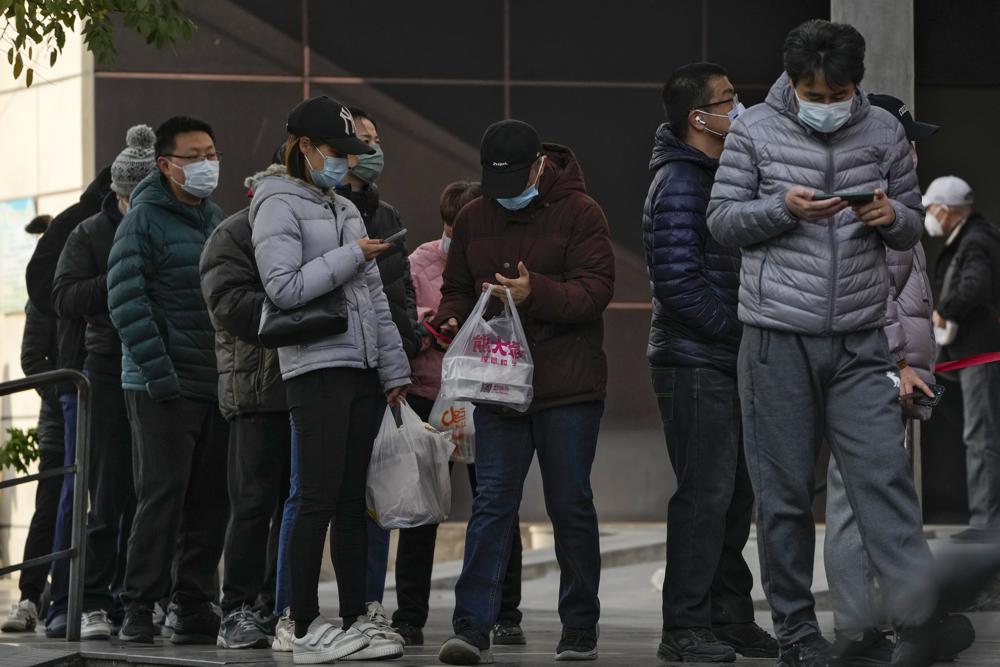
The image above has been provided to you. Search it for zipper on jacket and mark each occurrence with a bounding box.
[825,140,838,334]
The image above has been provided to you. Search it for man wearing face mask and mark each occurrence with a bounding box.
[708,20,936,666]
[643,62,777,662]
[924,176,1000,544]
[107,116,229,645]
[433,120,615,665]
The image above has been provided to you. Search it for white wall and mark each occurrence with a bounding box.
[0,29,93,570]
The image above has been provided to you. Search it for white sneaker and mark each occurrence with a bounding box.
[292,616,369,665]
[2,600,38,633]
[272,608,294,652]
[162,604,177,637]
[365,602,404,645]
[342,618,405,661]
[80,610,112,640]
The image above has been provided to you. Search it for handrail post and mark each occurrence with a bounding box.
[66,373,91,642]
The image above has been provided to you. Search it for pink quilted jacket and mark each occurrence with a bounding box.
[408,237,447,400]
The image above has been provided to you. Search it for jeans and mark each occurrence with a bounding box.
[82,372,136,613]
[274,416,298,615]
[959,362,1000,528]
[651,366,755,630]
[220,412,291,614]
[284,368,382,633]
[453,401,604,640]
[121,393,230,609]
[47,393,77,622]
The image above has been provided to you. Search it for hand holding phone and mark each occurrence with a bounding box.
[811,191,876,205]
[381,228,408,244]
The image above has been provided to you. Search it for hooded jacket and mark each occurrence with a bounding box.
[408,237,448,401]
[199,173,286,419]
[433,143,615,412]
[249,165,410,388]
[931,213,1000,361]
[707,74,923,335]
[341,185,420,359]
[643,124,741,373]
[107,172,225,401]
[52,192,125,380]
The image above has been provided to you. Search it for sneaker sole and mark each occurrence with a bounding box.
[556,649,599,661]
[439,638,494,665]
[118,631,155,644]
[81,629,112,641]
[493,636,527,646]
[731,647,780,658]
[293,636,370,664]
[217,635,271,649]
[1,622,33,633]
[342,639,405,660]
[658,643,736,663]
[171,632,219,645]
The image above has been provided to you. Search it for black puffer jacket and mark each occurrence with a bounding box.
[52,192,124,379]
[200,206,286,419]
[643,124,741,373]
[932,213,1000,361]
[20,301,65,450]
[342,185,420,359]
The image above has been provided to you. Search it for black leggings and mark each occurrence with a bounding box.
[285,367,382,636]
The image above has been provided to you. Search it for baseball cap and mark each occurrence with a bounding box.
[286,96,374,155]
[480,119,542,198]
[867,94,940,142]
[922,175,974,207]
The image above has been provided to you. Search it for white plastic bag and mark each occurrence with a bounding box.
[366,403,452,529]
[429,395,475,464]
[440,288,534,412]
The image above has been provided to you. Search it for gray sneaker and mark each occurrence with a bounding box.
[80,610,112,640]
[217,605,269,649]
[1,600,38,633]
[342,617,404,661]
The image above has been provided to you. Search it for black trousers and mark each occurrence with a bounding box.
[122,392,229,610]
[220,412,291,614]
[391,395,522,629]
[83,373,136,612]
[651,366,755,630]
[18,399,65,605]
[285,367,382,633]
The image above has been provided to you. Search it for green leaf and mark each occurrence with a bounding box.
[6,47,12,65]
[49,49,56,66]
[13,51,21,78]
[25,67,32,86]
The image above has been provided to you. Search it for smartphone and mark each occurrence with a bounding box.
[811,191,876,205]
[381,228,408,244]
[899,383,946,407]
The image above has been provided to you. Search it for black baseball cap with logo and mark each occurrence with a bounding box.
[480,119,542,198]
[286,96,375,155]
[867,94,940,142]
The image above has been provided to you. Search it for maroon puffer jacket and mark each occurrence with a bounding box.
[434,143,615,413]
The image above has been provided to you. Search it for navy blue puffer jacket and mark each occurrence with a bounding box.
[643,124,741,373]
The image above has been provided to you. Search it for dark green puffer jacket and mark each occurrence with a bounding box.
[107,172,224,401]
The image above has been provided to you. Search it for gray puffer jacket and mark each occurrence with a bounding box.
[250,165,410,388]
[886,245,935,419]
[708,73,923,335]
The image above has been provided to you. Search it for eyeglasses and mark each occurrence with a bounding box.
[695,94,739,110]
[162,152,222,162]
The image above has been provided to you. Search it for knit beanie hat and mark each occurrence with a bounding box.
[111,125,157,196]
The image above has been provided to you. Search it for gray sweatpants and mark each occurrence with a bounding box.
[738,326,934,645]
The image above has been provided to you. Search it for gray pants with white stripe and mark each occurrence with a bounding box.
[738,326,935,646]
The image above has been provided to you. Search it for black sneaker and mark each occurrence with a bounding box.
[658,627,736,662]
[713,622,779,658]
[492,621,526,645]
[949,527,1000,543]
[252,609,278,636]
[171,603,221,645]
[778,633,832,667]
[439,627,493,665]
[556,625,598,661]
[217,605,270,649]
[392,621,424,646]
[830,629,893,666]
[931,614,975,662]
[118,605,156,644]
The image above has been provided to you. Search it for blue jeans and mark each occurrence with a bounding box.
[274,416,299,614]
[453,401,604,639]
[47,393,77,622]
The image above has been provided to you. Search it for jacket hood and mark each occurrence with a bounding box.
[248,163,333,223]
[129,170,216,226]
[100,191,124,226]
[649,123,718,171]
[537,143,588,204]
[340,183,381,219]
[82,166,113,211]
[765,72,871,133]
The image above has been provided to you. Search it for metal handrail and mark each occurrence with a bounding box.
[0,369,90,642]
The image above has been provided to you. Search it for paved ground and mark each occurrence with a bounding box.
[1,528,998,665]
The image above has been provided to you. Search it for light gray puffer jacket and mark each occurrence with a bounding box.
[249,165,410,388]
[708,73,923,335]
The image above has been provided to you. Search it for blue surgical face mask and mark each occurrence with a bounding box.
[442,232,452,253]
[695,94,747,137]
[169,159,220,199]
[497,156,545,211]
[309,146,349,189]
[795,93,853,133]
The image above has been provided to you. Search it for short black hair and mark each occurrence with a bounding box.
[661,62,728,140]
[154,115,215,157]
[24,214,51,235]
[349,107,378,131]
[784,19,866,87]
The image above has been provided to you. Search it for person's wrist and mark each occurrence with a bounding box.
[897,359,909,370]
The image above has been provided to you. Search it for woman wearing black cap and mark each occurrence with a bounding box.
[250,96,410,663]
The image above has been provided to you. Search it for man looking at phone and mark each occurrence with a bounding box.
[708,20,936,666]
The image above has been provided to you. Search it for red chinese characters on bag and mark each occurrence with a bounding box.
[472,334,525,367]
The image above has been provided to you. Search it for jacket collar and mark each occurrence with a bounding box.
[648,123,718,172]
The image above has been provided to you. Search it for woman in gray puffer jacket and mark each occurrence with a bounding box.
[250,96,409,662]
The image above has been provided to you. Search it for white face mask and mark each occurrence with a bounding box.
[796,93,853,133]
[924,207,947,237]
